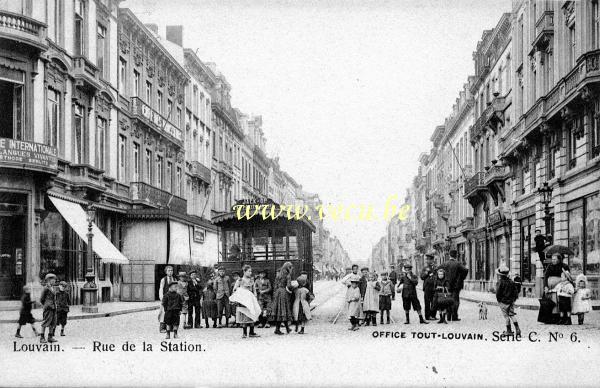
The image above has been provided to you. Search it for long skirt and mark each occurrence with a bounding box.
[269,287,292,322]
[297,303,308,324]
[236,309,254,324]
[202,300,218,319]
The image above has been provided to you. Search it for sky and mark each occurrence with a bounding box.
[122,0,512,263]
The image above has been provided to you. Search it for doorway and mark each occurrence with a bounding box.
[0,193,27,300]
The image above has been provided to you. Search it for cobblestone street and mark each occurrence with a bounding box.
[1,281,599,386]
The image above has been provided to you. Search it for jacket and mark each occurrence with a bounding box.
[55,290,70,312]
[433,277,450,293]
[438,259,468,291]
[254,278,272,300]
[213,275,231,299]
[40,286,56,310]
[388,270,398,284]
[420,264,436,292]
[293,287,314,321]
[159,275,177,301]
[379,280,393,296]
[397,272,418,298]
[496,276,518,305]
[187,279,202,302]
[358,275,368,298]
[162,290,184,312]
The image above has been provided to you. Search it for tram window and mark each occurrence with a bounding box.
[270,228,286,260]
[288,228,299,260]
[225,230,242,261]
[252,229,268,261]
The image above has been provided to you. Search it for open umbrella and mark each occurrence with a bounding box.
[543,244,575,257]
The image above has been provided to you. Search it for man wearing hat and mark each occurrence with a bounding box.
[213,266,231,328]
[388,264,398,301]
[40,273,58,343]
[187,270,202,329]
[158,266,176,333]
[420,254,437,320]
[55,281,70,337]
[396,263,428,324]
[438,249,468,321]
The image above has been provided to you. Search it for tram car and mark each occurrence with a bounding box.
[212,203,315,291]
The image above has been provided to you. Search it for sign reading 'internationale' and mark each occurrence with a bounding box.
[0,137,58,173]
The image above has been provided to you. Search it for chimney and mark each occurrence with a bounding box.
[166,25,183,47]
[145,23,158,35]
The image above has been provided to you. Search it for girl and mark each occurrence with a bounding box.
[554,271,575,325]
[270,262,294,335]
[15,285,38,339]
[293,275,314,334]
[433,268,452,324]
[572,274,591,325]
[347,276,361,331]
[362,272,381,326]
[232,265,261,338]
[177,272,189,329]
[202,283,218,328]
[379,272,393,324]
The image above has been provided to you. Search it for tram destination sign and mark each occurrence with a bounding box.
[0,137,58,173]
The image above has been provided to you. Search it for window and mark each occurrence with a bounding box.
[157,90,163,114]
[96,23,107,78]
[569,24,576,68]
[177,107,182,128]
[118,58,127,95]
[567,118,580,169]
[176,167,182,196]
[118,135,126,181]
[145,81,152,106]
[592,106,600,159]
[73,104,85,164]
[74,0,85,56]
[167,99,173,121]
[0,79,24,140]
[193,86,198,115]
[132,142,140,181]
[145,149,152,183]
[156,155,163,188]
[95,117,106,169]
[594,0,600,49]
[46,88,60,147]
[133,70,140,98]
[166,161,172,192]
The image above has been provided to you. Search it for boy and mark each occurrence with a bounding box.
[162,281,184,339]
[15,285,38,338]
[495,264,521,336]
[158,266,176,333]
[40,273,58,343]
[379,272,393,324]
[254,269,272,328]
[396,263,428,324]
[213,267,231,328]
[55,281,70,336]
[177,272,190,329]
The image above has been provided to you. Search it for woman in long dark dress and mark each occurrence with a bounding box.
[270,262,293,335]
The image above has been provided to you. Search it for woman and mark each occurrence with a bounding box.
[231,265,260,338]
[433,268,452,324]
[544,253,571,291]
[270,262,294,335]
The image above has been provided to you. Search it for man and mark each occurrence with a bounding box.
[213,266,231,328]
[534,229,548,264]
[397,263,428,324]
[389,265,398,301]
[158,266,176,333]
[187,270,202,329]
[40,273,58,343]
[420,254,437,320]
[438,249,468,321]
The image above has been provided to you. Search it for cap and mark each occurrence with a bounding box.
[496,264,509,275]
[188,269,197,275]
[425,254,434,259]
[44,273,56,281]
[361,267,369,271]
[217,266,225,271]
[59,281,68,287]
[403,263,413,269]
[178,271,187,278]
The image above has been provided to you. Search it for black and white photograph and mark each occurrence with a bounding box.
[0,0,599,386]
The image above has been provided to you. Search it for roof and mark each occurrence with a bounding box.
[212,206,316,232]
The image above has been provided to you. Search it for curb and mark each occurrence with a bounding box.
[0,305,159,324]
[460,296,600,311]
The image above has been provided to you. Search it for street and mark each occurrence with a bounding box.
[1,280,599,386]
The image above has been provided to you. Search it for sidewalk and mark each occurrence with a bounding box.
[459,289,600,311]
[0,301,159,323]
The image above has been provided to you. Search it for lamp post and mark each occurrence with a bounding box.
[536,181,553,298]
[82,203,98,313]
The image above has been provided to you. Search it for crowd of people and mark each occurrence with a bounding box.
[158,263,314,339]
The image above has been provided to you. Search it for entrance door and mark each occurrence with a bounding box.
[0,214,26,299]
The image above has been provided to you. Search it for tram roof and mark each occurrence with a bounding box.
[212,208,316,232]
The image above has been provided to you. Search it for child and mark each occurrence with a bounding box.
[177,272,190,329]
[379,272,393,324]
[202,283,218,328]
[254,269,272,328]
[572,274,592,325]
[162,281,184,339]
[397,263,428,324]
[347,276,361,331]
[433,268,452,324]
[495,264,521,336]
[55,281,70,336]
[555,271,575,325]
[232,265,260,338]
[230,272,241,327]
[40,273,58,343]
[15,285,38,338]
[362,272,381,326]
[293,274,314,334]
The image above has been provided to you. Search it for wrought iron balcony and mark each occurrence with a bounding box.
[464,172,487,205]
[484,164,508,185]
[129,181,187,214]
[189,160,211,185]
[130,97,183,147]
[459,217,474,234]
[219,160,234,177]
[0,10,47,50]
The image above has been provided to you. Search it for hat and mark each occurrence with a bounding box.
[59,281,68,287]
[576,274,588,286]
[380,272,388,276]
[168,281,179,288]
[44,273,56,281]
[178,271,187,278]
[496,264,509,275]
[425,254,434,259]
[217,266,225,271]
[403,263,412,269]
[361,267,369,271]
[188,269,197,275]
[297,274,308,286]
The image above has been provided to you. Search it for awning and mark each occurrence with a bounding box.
[49,196,129,264]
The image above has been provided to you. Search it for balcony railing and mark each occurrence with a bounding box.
[464,172,486,198]
[129,181,187,214]
[459,217,474,233]
[219,160,233,177]
[189,161,211,184]
[484,164,507,183]
[0,10,47,50]
[72,56,102,91]
[533,11,553,50]
[130,97,183,146]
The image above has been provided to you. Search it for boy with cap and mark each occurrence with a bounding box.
[495,264,521,336]
[162,281,184,339]
[187,270,202,329]
[177,272,190,329]
[15,285,38,338]
[213,266,231,328]
[254,269,272,328]
[56,281,70,336]
[40,273,58,343]
[379,272,393,324]
[396,263,428,324]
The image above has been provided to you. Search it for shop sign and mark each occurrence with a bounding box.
[0,138,58,172]
[193,225,205,243]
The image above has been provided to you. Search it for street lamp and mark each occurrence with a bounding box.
[536,181,553,298]
[82,203,98,313]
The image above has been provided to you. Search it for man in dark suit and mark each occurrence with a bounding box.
[187,270,202,328]
[438,250,468,321]
[420,254,437,320]
[388,264,398,301]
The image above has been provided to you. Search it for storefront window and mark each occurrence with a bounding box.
[288,228,299,260]
[269,228,286,260]
[585,195,600,275]
[251,229,268,261]
[225,230,242,261]
[568,206,584,276]
[40,212,68,281]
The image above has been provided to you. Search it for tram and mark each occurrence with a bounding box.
[212,202,315,290]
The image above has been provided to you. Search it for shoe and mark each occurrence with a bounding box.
[195,325,201,329]
[258,324,265,328]
[419,316,429,324]
[40,336,47,343]
[47,336,57,343]
[60,332,65,336]
[348,326,354,330]
[173,333,179,339]
[502,331,514,336]
[274,330,284,335]
[242,334,247,339]
[352,326,359,331]
[249,333,260,338]
[159,323,166,333]
[265,324,271,328]
[286,327,292,334]
[15,333,23,338]
[165,333,170,339]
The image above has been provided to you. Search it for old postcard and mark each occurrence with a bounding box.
[0,0,599,387]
